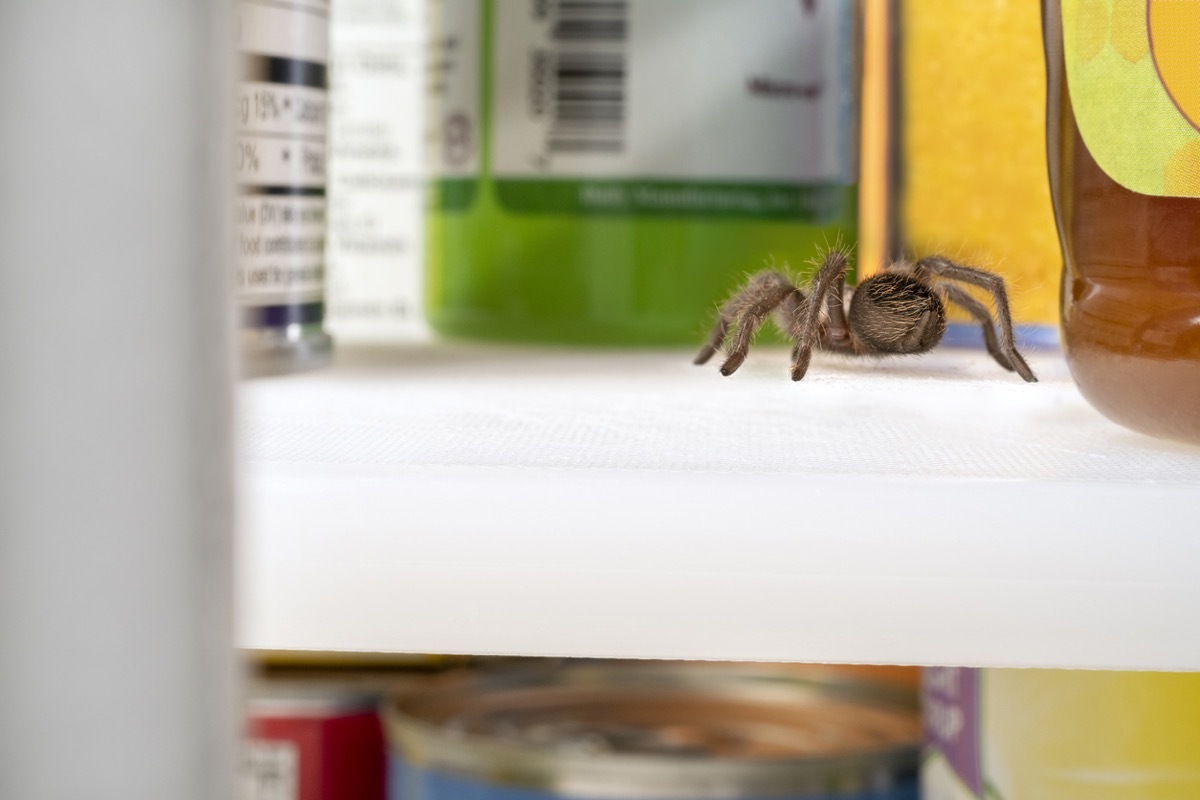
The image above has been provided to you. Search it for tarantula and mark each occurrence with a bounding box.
[694,251,1037,382]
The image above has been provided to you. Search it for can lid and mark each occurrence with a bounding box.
[384,664,919,799]
[247,682,382,717]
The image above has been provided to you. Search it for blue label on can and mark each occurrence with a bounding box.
[389,758,918,800]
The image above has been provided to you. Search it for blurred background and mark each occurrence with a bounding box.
[3,1,1200,800]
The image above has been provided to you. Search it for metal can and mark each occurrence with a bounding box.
[384,663,920,800]
[243,683,387,800]
[425,0,862,345]
[237,0,334,376]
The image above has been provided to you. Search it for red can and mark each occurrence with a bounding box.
[243,688,386,800]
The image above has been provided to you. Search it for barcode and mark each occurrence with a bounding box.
[553,1,628,41]
[548,1,628,155]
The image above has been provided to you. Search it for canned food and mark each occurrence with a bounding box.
[243,684,387,800]
[384,663,919,800]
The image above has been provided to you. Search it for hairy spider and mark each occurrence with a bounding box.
[694,251,1037,382]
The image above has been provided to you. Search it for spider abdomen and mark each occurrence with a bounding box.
[848,272,947,354]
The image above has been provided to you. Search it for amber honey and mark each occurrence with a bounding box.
[1050,2,1200,445]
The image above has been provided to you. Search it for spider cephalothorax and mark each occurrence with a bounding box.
[695,251,1036,382]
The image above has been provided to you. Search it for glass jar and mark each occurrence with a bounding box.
[1045,0,1200,445]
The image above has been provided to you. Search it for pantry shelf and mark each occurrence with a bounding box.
[238,343,1200,670]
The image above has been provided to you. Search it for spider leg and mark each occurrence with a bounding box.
[914,256,1037,383]
[937,283,1014,372]
[693,317,730,366]
[778,283,855,356]
[789,249,851,380]
[694,270,795,375]
[821,273,856,353]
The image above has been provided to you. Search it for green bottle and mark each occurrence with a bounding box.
[427,0,860,345]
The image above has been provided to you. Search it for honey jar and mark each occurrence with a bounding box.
[1046,0,1200,445]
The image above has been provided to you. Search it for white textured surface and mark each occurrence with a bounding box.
[238,344,1200,669]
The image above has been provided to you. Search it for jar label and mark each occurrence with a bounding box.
[1062,0,1200,197]
[922,668,984,800]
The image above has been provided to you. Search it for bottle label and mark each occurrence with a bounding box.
[431,0,857,220]
[325,0,427,339]
[428,0,483,178]
[237,0,330,317]
[426,0,483,212]
[1062,0,1200,197]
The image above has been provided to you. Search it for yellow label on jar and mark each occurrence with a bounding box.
[1062,0,1200,197]
[923,668,1200,800]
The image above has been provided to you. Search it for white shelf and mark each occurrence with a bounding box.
[237,343,1200,670]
